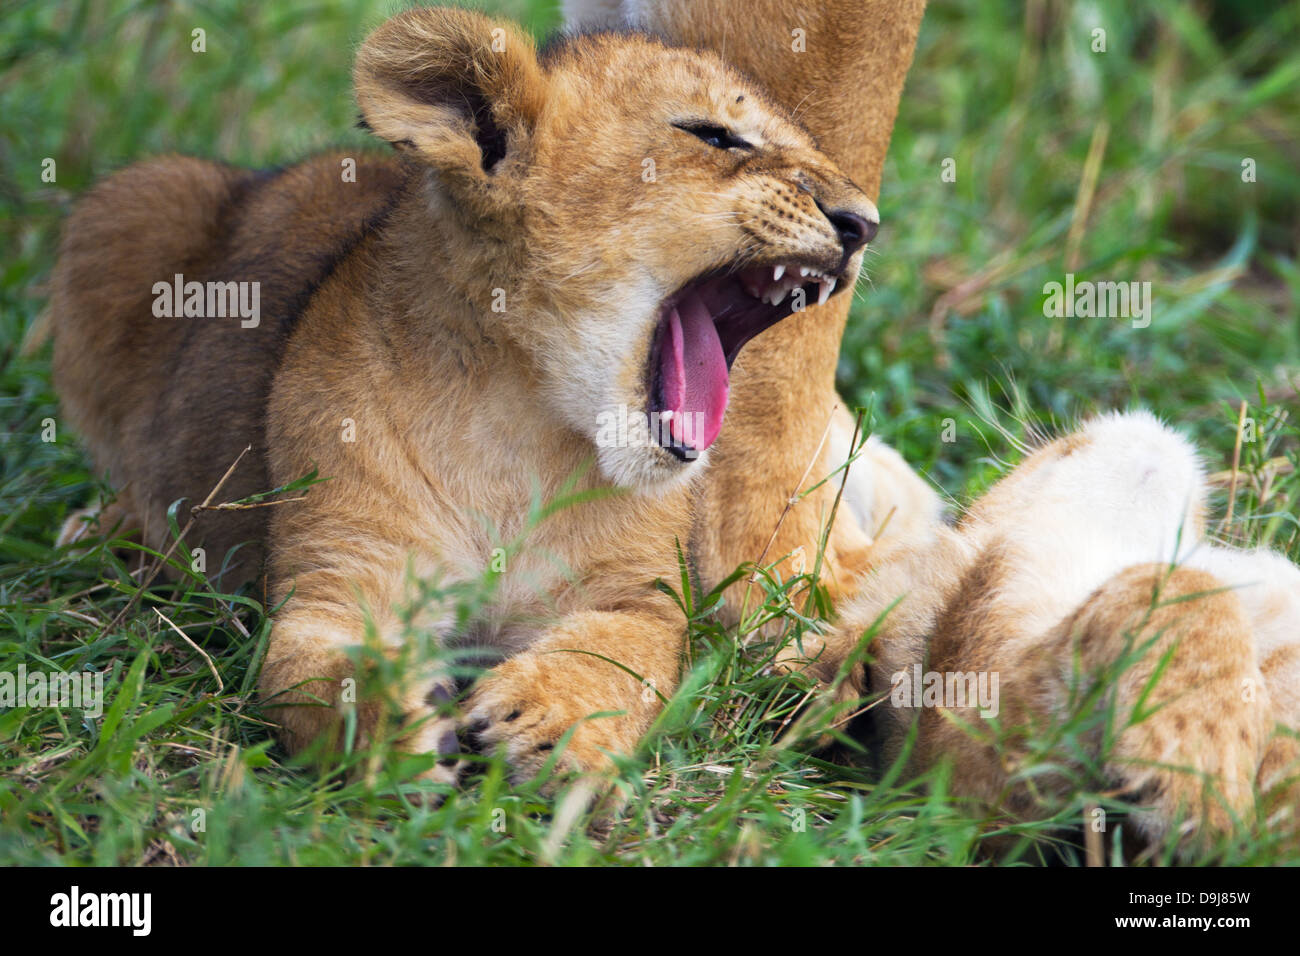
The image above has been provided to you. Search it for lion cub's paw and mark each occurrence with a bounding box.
[392,683,463,789]
[465,652,643,784]
[1112,693,1268,844]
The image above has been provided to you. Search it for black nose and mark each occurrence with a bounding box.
[823,208,877,254]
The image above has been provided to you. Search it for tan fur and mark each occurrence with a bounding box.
[50,7,882,781]
[802,412,1300,850]
[49,153,410,584]
[564,0,937,613]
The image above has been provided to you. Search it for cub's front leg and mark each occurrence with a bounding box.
[259,600,462,785]
[259,483,686,786]
[258,503,465,785]
[467,605,684,781]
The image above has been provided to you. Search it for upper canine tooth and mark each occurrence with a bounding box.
[773,264,785,282]
[817,278,834,306]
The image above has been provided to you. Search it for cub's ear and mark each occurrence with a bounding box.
[354,7,546,183]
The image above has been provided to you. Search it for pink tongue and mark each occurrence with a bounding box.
[660,295,729,450]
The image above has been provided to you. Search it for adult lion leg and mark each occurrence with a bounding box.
[564,0,935,610]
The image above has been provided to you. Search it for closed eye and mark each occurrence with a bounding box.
[673,122,752,151]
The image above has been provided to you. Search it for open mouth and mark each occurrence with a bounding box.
[648,261,848,460]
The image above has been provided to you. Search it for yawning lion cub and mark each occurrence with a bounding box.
[49,7,879,782]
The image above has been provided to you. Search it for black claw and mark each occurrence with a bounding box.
[426,684,453,709]
[437,727,459,757]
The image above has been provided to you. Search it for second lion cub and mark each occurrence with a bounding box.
[49,7,880,782]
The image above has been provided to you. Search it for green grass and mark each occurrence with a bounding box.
[2,0,1298,865]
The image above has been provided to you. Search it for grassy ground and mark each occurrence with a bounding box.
[1,0,1297,865]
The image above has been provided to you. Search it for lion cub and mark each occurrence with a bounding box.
[49,7,879,782]
[793,411,1300,848]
